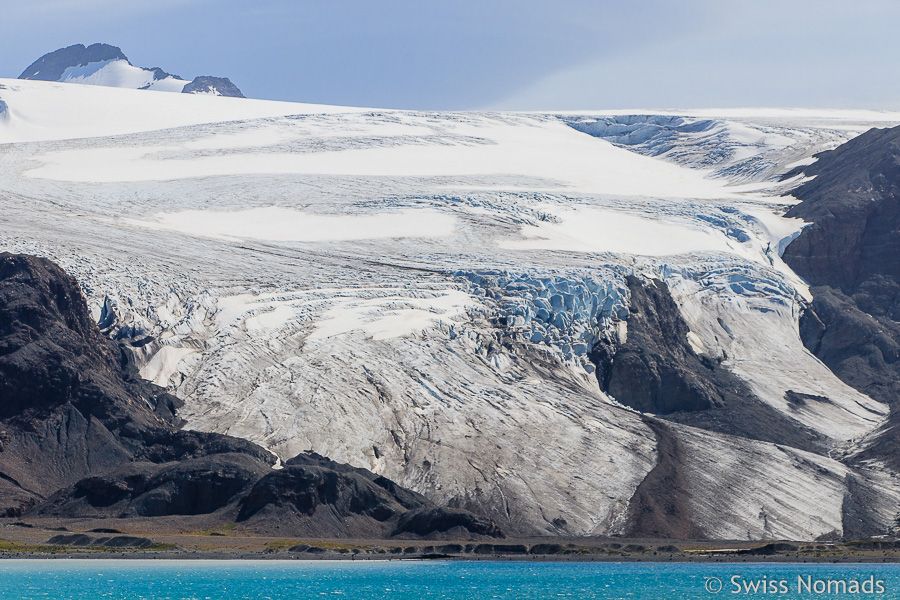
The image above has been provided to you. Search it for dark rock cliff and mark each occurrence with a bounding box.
[782,125,900,468]
[236,452,501,538]
[0,252,184,513]
[589,275,823,452]
[590,276,730,414]
[0,253,499,538]
[783,126,900,296]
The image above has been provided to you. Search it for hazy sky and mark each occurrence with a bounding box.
[2,0,900,110]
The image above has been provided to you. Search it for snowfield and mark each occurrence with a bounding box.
[124,207,458,242]
[58,59,189,93]
[0,78,357,143]
[2,78,900,538]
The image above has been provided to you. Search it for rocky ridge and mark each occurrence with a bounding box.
[783,124,900,469]
[182,76,245,98]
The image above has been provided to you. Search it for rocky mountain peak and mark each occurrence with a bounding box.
[18,43,245,98]
[182,76,245,98]
[19,43,128,81]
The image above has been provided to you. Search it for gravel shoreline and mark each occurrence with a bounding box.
[3,522,900,563]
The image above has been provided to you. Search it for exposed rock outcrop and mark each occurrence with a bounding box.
[392,508,503,538]
[737,542,799,556]
[236,452,501,538]
[0,252,185,514]
[783,125,900,296]
[35,454,270,519]
[783,125,900,468]
[182,76,245,98]
[590,276,730,414]
[589,276,823,451]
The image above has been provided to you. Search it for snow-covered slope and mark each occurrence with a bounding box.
[0,78,359,143]
[2,78,900,538]
[56,58,188,92]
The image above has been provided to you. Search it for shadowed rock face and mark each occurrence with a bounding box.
[236,452,502,538]
[782,125,900,468]
[38,448,504,539]
[392,508,504,538]
[0,253,183,514]
[590,277,728,414]
[588,276,823,452]
[0,253,500,538]
[0,254,273,514]
[784,126,900,298]
[0,253,176,425]
[589,276,824,460]
[19,44,127,81]
[37,454,271,519]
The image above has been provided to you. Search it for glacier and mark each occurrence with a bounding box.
[2,78,900,538]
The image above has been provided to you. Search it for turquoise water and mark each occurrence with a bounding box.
[0,560,898,599]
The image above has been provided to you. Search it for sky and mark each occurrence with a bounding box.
[2,0,900,110]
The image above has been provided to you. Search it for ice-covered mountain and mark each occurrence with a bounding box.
[19,43,245,97]
[2,76,900,540]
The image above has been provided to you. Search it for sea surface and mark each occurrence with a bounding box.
[0,559,898,599]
